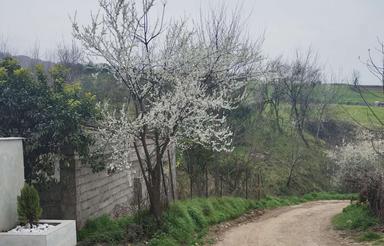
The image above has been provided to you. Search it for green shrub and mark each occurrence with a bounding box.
[77,215,125,245]
[332,204,379,230]
[17,184,42,227]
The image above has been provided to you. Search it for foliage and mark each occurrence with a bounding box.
[327,104,384,128]
[328,130,384,221]
[78,192,356,246]
[0,57,97,183]
[332,204,379,231]
[17,184,43,227]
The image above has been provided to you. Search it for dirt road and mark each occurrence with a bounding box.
[215,200,361,246]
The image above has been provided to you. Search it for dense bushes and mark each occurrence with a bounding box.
[78,192,356,246]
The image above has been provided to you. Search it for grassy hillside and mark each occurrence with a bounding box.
[216,83,384,198]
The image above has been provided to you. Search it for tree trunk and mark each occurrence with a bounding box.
[160,160,169,207]
[148,162,162,221]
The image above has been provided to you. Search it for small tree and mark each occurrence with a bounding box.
[0,58,97,183]
[73,0,262,219]
[269,51,322,145]
[17,184,43,228]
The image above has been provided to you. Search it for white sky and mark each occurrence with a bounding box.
[0,0,383,84]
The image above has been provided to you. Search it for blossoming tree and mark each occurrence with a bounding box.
[328,130,384,218]
[73,0,262,219]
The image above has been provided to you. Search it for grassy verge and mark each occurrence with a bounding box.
[78,192,356,246]
[332,203,384,244]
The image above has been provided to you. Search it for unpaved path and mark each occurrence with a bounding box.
[215,200,362,246]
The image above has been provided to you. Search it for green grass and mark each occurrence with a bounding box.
[77,211,158,246]
[332,204,378,230]
[332,204,384,243]
[327,104,384,127]
[78,192,356,246]
[333,84,384,105]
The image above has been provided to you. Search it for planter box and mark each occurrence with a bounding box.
[0,220,76,246]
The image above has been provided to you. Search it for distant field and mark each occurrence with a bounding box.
[332,84,384,105]
[247,83,384,105]
[327,104,384,127]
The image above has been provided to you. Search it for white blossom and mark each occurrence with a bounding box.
[328,130,384,191]
[74,0,262,172]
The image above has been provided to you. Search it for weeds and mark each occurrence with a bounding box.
[332,204,378,230]
[332,203,384,244]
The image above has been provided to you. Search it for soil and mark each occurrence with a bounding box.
[210,200,365,246]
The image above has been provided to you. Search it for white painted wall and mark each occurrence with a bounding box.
[0,138,25,231]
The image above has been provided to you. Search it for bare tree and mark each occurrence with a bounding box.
[286,137,304,188]
[361,38,384,94]
[261,58,288,133]
[276,50,322,145]
[56,40,84,66]
[0,35,11,58]
[28,41,41,69]
[312,81,339,141]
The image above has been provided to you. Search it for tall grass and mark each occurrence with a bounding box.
[78,192,356,246]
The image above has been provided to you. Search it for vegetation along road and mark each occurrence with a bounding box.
[215,200,361,246]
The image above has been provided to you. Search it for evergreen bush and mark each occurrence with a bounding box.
[17,184,43,228]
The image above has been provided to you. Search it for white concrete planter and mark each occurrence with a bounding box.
[0,220,77,246]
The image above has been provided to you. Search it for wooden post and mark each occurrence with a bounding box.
[257,171,262,200]
[188,154,193,199]
[160,160,169,206]
[245,168,249,199]
[205,163,209,198]
[167,149,175,201]
[220,175,223,197]
[133,178,142,211]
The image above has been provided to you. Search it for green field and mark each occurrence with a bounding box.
[327,104,384,127]
[332,84,384,105]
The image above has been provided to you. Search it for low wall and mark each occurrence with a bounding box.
[39,144,177,228]
[75,160,144,227]
[0,138,25,231]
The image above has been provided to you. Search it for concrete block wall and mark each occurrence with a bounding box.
[38,143,177,228]
[75,160,143,227]
[0,138,25,231]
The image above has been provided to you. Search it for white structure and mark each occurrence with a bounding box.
[0,137,25,231]
[0,220,76,246]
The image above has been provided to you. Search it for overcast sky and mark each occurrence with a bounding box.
[0,0,383,84]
